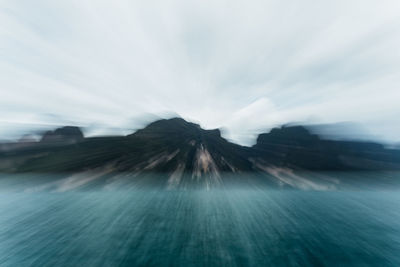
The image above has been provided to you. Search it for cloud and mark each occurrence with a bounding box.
[1,0,400,144]
[221,97,280,145]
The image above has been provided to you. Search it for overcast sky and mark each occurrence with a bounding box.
[1,0,400,145]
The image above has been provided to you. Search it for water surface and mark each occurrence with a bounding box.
[0,188,400,266]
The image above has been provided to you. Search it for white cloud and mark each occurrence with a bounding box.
[1,0,400,144]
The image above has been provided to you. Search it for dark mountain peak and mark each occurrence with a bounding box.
[41,126,84,143]
[148,117,200,130]
[206,128,221,138]
[133,117,224,142]
[256,125,319,146]
[131,117,207,139]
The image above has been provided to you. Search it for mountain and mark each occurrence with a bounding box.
[252,125,400,170]
[0,118,254,187]
[40,126,84,144]
[0,117,399,189]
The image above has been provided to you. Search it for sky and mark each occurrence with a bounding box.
[1,0,400,145]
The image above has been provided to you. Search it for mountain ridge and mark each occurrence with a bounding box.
[0,117,399,189]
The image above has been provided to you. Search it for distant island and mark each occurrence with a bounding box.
[0,117,399,189]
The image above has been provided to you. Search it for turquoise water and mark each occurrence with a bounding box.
[0,189,400,266]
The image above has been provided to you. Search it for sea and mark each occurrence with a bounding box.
[0,174,399,266]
